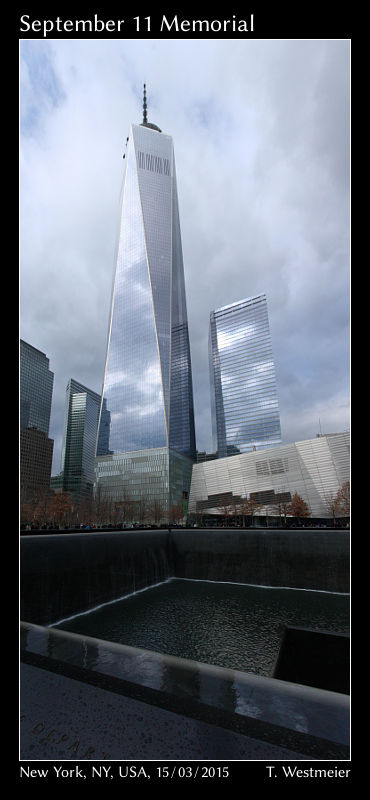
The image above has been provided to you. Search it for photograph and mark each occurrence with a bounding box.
[19,27,350,781]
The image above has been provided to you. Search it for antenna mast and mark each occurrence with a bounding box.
[143,83,148,124]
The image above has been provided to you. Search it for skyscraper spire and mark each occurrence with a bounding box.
[140,83,162,133]
[143,82,148,124]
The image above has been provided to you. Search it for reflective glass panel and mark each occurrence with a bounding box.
[209,295,282,456]
[96,123,196,470]
[98,126,167,455]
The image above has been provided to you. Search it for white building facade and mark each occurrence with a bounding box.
[189,432,350,519]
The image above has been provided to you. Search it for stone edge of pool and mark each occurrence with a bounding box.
[20,620,349,760]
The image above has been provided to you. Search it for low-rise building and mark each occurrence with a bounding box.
[189,432,350,520]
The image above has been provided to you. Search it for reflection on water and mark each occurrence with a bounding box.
[53,579,349,677]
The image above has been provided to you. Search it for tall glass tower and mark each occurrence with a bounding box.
[209,294,282,457]
[95,87,196,519]
[60,379,101,502]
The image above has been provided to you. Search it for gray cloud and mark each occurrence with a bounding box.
[20,38,350,473]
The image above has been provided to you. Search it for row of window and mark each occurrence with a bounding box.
[137,150,171,176]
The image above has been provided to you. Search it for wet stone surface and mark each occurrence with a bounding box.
[21,663,312,761]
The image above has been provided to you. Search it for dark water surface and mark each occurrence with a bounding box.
[54,579,349,677]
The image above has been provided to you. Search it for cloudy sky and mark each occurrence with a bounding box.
[20,37,350,475]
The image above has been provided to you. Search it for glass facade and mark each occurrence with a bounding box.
[209,294,282,457]
[61,379,101,502]
[95,115,195,516]
[95,447,192,511]
[20,340,54,436]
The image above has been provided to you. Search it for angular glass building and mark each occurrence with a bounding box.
[95,88,196,520]
[209,294,281,457]
[60,379,101,502]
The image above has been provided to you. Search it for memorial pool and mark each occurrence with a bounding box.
[53,578,349,677]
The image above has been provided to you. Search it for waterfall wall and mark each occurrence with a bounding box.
[20,529,349,625]
[20,530,173,625]
[172,530,350,593]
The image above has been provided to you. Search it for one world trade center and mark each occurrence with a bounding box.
[94,86,196,519]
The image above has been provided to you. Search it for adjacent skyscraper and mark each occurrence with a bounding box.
[20,340,54,435]
[95,87,196,518]
[20,340,54,500]
[60,379,101,502]
[209,294,281,457]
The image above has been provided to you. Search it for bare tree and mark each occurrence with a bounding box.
[230,497,240,526]
[169,502,183,525]
[21,488,68,529]
[238,495,262,527]
[77,494,94,527]
[47,492,74,528]
[217,499,234,527]
[20,490,45,528]
[269,498,291,527]
[93,483,111,527]
[149,499,164,526]
[137,495,148,526]
[115,494,135,526]
[269,500,284,527]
